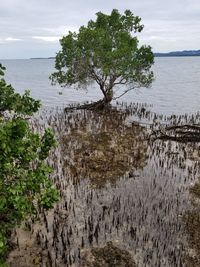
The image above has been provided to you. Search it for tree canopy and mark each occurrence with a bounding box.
[0,64,59,265]
[51,9,154,107]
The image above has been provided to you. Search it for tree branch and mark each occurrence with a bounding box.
[113,87,136,100]
[90,69,107,97]
[113,77,126,85]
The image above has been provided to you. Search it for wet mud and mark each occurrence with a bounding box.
[80,241,136,267]
[184,177,200,266]
[6,103,200,267]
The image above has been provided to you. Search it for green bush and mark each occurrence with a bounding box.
[0,64,59,264]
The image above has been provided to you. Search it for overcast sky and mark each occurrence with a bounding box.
[0,0,200,59]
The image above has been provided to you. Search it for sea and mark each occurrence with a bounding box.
[1,56,200,115]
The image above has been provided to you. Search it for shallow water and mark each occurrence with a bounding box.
[8,104,200,267]
[1,57,200,115]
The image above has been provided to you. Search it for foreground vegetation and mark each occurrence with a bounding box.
[0,64,59,265]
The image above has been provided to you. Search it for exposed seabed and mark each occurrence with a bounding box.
[7,102,200,267]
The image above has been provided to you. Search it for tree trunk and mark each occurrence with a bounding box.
[64,88,114,111]
[104,88,113,104]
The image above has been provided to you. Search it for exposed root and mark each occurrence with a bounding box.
[151,124,200,142]
[64,99,111,112]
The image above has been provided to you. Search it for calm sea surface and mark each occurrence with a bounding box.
[1,57,200,115]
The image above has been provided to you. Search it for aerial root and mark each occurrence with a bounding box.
[64,99,110,112]
[151,124,200,142]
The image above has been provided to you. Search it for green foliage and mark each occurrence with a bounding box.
[51,9,154,102]
[0,64,59,263]
[0,64,40,115]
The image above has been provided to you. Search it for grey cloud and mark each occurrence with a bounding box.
[0,0,200,58]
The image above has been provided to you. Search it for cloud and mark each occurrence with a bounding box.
[32,36,61,43]
[40,26,78,35]
[0,37,22,44]
[5,37,22,41]
[0,0,200,58]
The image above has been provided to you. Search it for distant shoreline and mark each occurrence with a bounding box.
[154,50,200,57]
[154,54,200,57]
[30,57,55,60]
[2,50,200,60]
[30,50,200,59]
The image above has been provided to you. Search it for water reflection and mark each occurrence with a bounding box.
[60,108,148,187]
[7,103,200,267]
